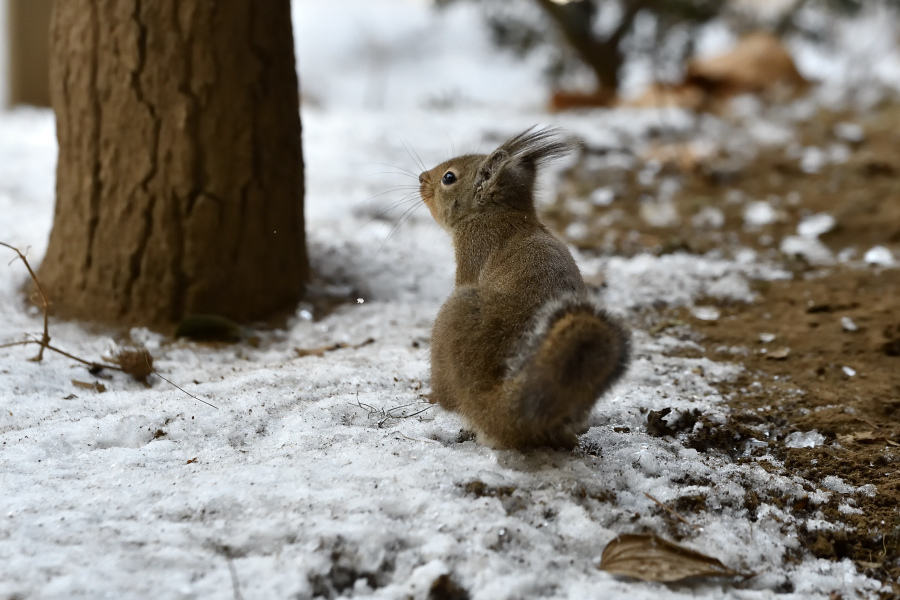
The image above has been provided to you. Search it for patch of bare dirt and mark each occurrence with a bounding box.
[546,104,900,261]
[548,100,900,593]
[669,268,900,586]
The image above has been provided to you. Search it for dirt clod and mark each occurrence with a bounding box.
[428,574,470,600]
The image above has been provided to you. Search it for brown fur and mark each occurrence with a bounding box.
[420,127,630,449]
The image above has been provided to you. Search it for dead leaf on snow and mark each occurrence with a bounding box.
[599,534,750,582]
[71,379,106,393]
[295,338,375,358]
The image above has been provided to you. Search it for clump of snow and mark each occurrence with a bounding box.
[822,476,876,497]
[797,213,836,238]
[743,201,778,227]
[639,196,680,228]
[590,187,615,207]
[864,245,896,267]
[840,317,858,332]
[780,235,835,266]
[800,146,826,174]
[833,121,864,143]
[691,306,721,321]
[691,206,725,230]
[784,430,826,449]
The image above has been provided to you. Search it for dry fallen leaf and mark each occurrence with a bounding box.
[71,379,106,393]
[295,338,375,358]
[838,431,885,445]
[766,347,791,360]
[685,31,807,98]
[599,534,748,583]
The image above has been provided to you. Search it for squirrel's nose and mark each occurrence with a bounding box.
[418,173,425,184]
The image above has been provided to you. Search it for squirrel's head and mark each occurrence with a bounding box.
[419,127,574,231]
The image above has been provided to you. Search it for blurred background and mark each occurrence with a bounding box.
[2,0,900,265]
[3,0,899,111]
[2,0,899,259]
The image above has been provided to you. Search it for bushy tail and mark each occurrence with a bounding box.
[500,294,630,447]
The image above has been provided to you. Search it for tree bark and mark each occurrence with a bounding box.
[41,0,308,328]
[8,0,53,107]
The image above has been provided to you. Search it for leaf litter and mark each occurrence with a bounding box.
[599,534,751,583]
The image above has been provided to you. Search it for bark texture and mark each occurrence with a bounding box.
[41,0,308,328]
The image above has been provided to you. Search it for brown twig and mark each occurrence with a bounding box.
[645,492,697,529]
[0,336,123,371]
[1,242,50,361]
[2,241,217,410]
[0,242,124,371]
[295,337,375,358]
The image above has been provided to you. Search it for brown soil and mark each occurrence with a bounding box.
[548,100,900,593]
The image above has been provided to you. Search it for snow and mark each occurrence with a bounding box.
[797,214,836,239]
[780,235,835,266]
[840,317,858,333]
[784,430,826,449]
[863,245,896,267]
[1,1,896,598]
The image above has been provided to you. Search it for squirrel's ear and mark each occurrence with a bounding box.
[473,149,509,204]
[474,127,575,205]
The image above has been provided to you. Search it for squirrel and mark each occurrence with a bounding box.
[418,127,631,450]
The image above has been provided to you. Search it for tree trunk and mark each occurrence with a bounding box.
[40,0,308,329]
[8,0,53,107]
[535,0,646,94]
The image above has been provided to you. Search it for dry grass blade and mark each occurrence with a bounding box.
[644,492,697,529]
[599,534,750,583]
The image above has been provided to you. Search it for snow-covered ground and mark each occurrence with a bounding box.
[1,1,897,598]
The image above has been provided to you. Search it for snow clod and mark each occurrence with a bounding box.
[785,430,826,449]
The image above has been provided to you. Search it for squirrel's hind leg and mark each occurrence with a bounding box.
[430,286,496,412]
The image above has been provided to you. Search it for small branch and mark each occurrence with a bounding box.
[1,241,217,410]
[0,242,50,361]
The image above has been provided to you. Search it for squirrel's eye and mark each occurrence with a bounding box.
[441,171,457,185]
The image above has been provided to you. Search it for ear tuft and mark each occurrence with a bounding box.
[473,126,576,205]
[499,126,576,167]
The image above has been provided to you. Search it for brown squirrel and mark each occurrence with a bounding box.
[419,127,630,449]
